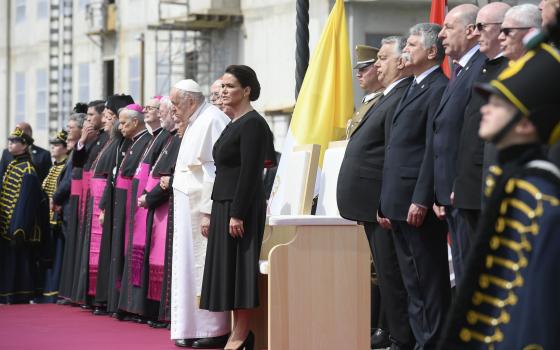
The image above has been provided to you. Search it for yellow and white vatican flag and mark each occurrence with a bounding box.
[268,0,354,215]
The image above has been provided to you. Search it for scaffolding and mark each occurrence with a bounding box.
[148,0,243,95]
[48,0,73,133]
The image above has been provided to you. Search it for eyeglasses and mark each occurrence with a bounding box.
[475,22,502,32]
[500,27,531,36]
[144,106,159,111]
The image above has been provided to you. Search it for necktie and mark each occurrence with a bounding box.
[450,63,463,83]
[403,79,418,102]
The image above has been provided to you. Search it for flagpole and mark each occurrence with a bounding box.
[295,0,310,99]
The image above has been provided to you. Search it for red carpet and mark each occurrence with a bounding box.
[0,304,189,350]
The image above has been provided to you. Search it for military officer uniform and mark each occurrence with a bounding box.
[345,45,384,138]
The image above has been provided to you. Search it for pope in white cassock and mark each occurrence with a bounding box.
[169,79,231,348]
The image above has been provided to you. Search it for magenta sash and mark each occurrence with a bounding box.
[70,179,82,196]
[87,177,106,296]
[116,175,133,253]
[147,176,169,301]
[130,162,151,286]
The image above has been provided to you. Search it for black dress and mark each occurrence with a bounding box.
[200,110,275,311]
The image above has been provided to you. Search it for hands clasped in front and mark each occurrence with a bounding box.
[377,203,428,229]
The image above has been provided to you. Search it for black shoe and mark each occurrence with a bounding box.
[80,304,92,310]
[238,331,254,350]
[56,299,71,305]
[174,339,200,348]
[92,307,108,316]
[371,328,391,349]
[112,311,133,322]
[131,315,147,324]
[191,333,230,349]
[147,320,169,328]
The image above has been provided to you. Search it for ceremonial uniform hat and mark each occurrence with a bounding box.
[106,94,135,115]
[353,45,379,69]
[49,130,68,146]
[476,43,560,145]
[8,127,34,145]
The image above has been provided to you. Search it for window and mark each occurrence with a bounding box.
[15,0,26,23]
[15,72,26,123]
[156,52,170,95]
[129,56,140,102]
[78,63,90,102]
[36,70,48,130]
[37,0,48,19]
[79,0,89,9]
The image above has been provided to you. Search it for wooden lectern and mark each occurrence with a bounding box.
[256,142,370,350]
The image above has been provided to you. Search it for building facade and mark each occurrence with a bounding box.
[0,0,537,148]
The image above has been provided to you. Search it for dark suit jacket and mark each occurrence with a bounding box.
[212,111,275,220]
[337,77,413,223]
[379,68,448,221]
[0,145,52,183]
[72,130,109,171]
[432,49,486,206]
[454,56,509,210]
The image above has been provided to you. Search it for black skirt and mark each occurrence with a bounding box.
[200,198,266,311]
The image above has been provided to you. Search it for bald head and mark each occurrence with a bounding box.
[439,4,479,60]
[450,4,479,27]
[479,2,510,23]
[15,122,32,138]
[475,2,511,58]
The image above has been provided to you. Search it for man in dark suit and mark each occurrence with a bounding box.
[0,122,51,182]
[454,2,511,237]
[377,24,450,350]
[433,4,486,285]
[338,37,414,350]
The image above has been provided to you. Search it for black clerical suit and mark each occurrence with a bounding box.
[337,76,414,349]
[432,48,486,283]
[454,56,509,238]
[379,67,450,350]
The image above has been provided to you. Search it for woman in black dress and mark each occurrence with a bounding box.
[200,65,275,350]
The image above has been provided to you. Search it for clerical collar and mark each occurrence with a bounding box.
[384,77,409,96]
[456,44,480,68]
[150,126,163,136]
[362,90,383,104]
[132,129,148,141]
[415,65,439,84]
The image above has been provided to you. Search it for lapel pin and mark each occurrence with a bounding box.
[421,84,425,89]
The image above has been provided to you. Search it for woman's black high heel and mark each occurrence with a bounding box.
[239,331,254,350]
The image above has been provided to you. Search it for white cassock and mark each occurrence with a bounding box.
[171,102,230,339]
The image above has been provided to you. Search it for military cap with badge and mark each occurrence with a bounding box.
[8,127,34,145]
